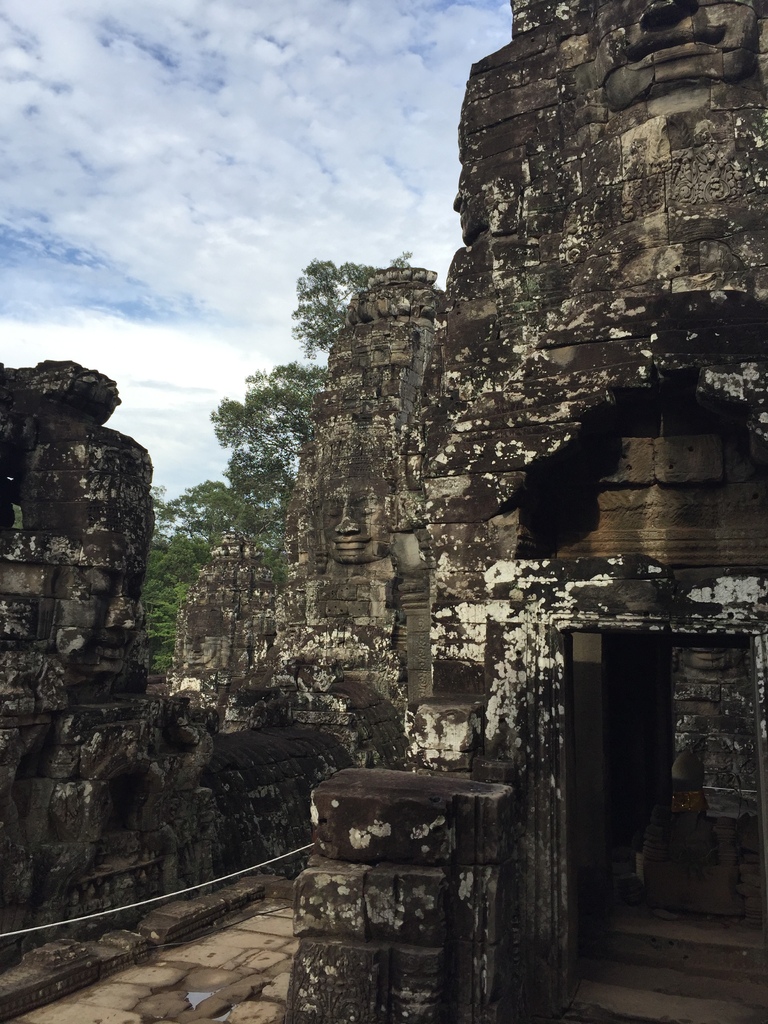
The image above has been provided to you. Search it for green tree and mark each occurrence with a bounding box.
[292,252,412,358]
[211,360,327,554]
[143,522,211,673]
[153,479,257,545]
[143,359,327,672]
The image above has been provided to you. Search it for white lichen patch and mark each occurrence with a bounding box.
[458,870,474,901]
[487,599,519,621]
[689,577,767,608]
[349,819,391,849]
[410,815,446,840]
[484,560,520,585]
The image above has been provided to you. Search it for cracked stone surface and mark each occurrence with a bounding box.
[9,899,296,1024]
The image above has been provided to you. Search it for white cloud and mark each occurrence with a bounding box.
[0,0,512,495]
[2,313,257,494]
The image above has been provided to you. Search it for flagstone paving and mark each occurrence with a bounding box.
[9,899,296,1024]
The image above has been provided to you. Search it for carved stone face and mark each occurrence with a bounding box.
[595,0,759,110]
[56,625,129,681]
[325,483,393,565]
[185,635,232,670]
[55,587,139,686]
[69,367,120,423]
[454,186,489,248]
[680,646,746,674]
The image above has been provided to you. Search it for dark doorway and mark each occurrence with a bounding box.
[571,631,674,928]
[602,633,674,852]
[570,629,766,1013]
[572,632,760,926]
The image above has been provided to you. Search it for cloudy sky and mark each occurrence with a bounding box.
[1,0,512,497]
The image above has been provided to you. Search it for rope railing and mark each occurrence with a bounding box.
[0,843,312,940]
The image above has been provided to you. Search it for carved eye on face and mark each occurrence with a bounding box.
[641,0,698,31]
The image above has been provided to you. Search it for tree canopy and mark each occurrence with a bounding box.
[153,479,252,544]
[291,252,412,358]
[210,359,328,551]
[144,490,212,672]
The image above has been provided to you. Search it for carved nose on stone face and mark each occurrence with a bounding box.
[337,513,361,535]
[641,0,698,30]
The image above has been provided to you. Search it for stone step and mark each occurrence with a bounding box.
[564,980,768,1024]
[579,957,768,1008]
[581,910,766,979]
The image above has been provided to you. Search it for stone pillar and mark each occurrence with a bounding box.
[286,768,522,1024]
[401,597,432,702]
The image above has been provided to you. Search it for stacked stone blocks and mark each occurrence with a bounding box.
[287,769,518,1024]
[0,361,215,945]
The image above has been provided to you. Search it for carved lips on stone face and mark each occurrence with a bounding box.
[595,0,759,110]
[55,587,140,688]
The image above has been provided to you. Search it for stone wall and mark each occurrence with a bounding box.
[422,0,768,722]
[0,361,214,952]
[417,25,768,1011]
[203,728,353,878]
[672,645,757,800]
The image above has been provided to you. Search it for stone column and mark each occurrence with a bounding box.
[286,768,522,1024]
[400,589,432,702]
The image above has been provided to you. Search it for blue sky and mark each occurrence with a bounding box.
[0,0,512,496]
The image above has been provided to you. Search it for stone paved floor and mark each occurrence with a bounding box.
[11,899,296,1024]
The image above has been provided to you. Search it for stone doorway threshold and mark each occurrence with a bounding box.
[552,907,768,1024]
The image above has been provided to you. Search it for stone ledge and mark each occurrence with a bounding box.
[0,931,147,1021]
[138,878,266,946]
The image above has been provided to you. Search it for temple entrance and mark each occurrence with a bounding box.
[568,630,767,1018]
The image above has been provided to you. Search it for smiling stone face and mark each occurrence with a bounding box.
[325,482,393,565]
[595,0,759,110]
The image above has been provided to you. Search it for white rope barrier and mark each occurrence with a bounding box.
[0,843,313,940]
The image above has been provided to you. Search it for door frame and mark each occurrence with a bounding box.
[482,556,768,1016]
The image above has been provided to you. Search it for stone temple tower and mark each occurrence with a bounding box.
[415,0,768,1014]
[281,0,768,1018]
[272,268,441,711]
